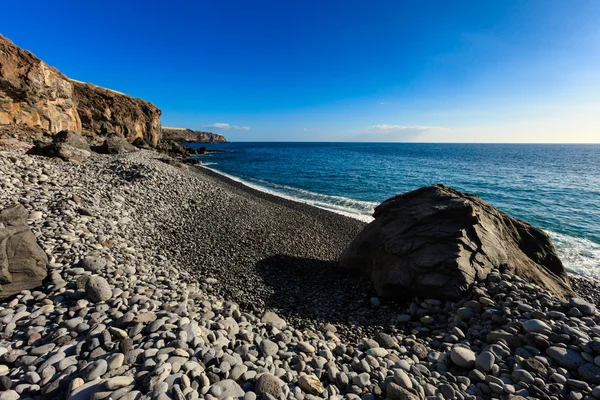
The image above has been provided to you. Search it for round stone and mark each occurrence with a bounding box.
[393,369,412,389]
[475,351,495,372]
[80,256,108,272]
[352,372,370,388]
[546,347,586,370]
[0,376,12,391]
[451,346,476,369]
[523,319,551,334]
[255,373,283,398]
[82,359,107,381]
[260,340,278,357]
[85,275,112,302]
[578,363,600,384]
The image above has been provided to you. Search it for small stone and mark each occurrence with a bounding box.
[476,351,495,372]
[353,372,370,388]
[366,348,388,358]
[387,382,418,400]
[208,379,244,400]
[547,347,586,370]
[255,373,283,398]
[260,340,279,357]
[105,376,135,390]
[393,369,412,389]
[0,376,11,391]
[451,346,476,369]
[86,276,112,302]
[261,312,286,329]
[80,256,108,272]
[440,384,455,399]
[82,359,108,381]
[297,342,315,354]
[523,319,551,334]
[298,374,324,395]
[579,363,600,384]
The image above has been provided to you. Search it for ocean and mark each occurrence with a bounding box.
[190,142,600,278]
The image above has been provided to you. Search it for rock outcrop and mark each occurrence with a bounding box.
[162,127,226,143]
[27,130,91,162]
[0,34,161,146]
[73,81,161,146]
[0,35,81,134]
[0,204,48,299]
[99,133,138,154]
[339,184,572,300]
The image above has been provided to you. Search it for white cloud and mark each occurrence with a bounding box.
[204,122,250,131]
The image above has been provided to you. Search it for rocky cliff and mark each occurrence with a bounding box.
[0,35,81,134]
[0,34,161,145]
[162,127,226,143]
[73,81,162,146]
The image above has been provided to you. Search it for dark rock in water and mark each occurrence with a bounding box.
[0,204,48,299]
[27,130,92,162]
[339,184,572,300]
[99,134,137,154]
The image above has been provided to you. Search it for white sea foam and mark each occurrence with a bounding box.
[202,166,376,222]
[547,231,600,279]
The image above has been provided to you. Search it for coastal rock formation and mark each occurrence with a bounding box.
[340,184,572,300]
[0,35,81,134]
[73,81,161,146]
[27,130,91,162]
[100,133,138,154]
[162,127,226,143]
[0,34,161,146]
[0,204,48,299]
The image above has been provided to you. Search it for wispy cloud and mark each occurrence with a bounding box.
[204,122,250,131]
[355,125,451,141]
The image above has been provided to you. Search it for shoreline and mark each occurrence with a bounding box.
[197,164,375,223]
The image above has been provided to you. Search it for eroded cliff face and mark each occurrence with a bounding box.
[0,34,162,146]
[73,81,162,146]
[162,127,226,143]
[0,35,81,133]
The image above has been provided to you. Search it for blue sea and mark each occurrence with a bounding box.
[190,142,600,278]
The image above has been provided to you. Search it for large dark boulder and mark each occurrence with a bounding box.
[339,184,572,300]
[99,134,137,154]
[27,130,91,162]
[0,204,48,299]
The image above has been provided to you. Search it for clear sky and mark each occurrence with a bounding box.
[3,1,599,142]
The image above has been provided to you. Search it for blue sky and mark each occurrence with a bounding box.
[3,1,599,142]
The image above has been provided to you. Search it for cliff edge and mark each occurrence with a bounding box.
[0,34,161,145]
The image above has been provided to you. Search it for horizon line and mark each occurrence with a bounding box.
[210,141,600,145]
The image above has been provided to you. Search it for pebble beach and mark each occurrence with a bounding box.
[2,148,600,400]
